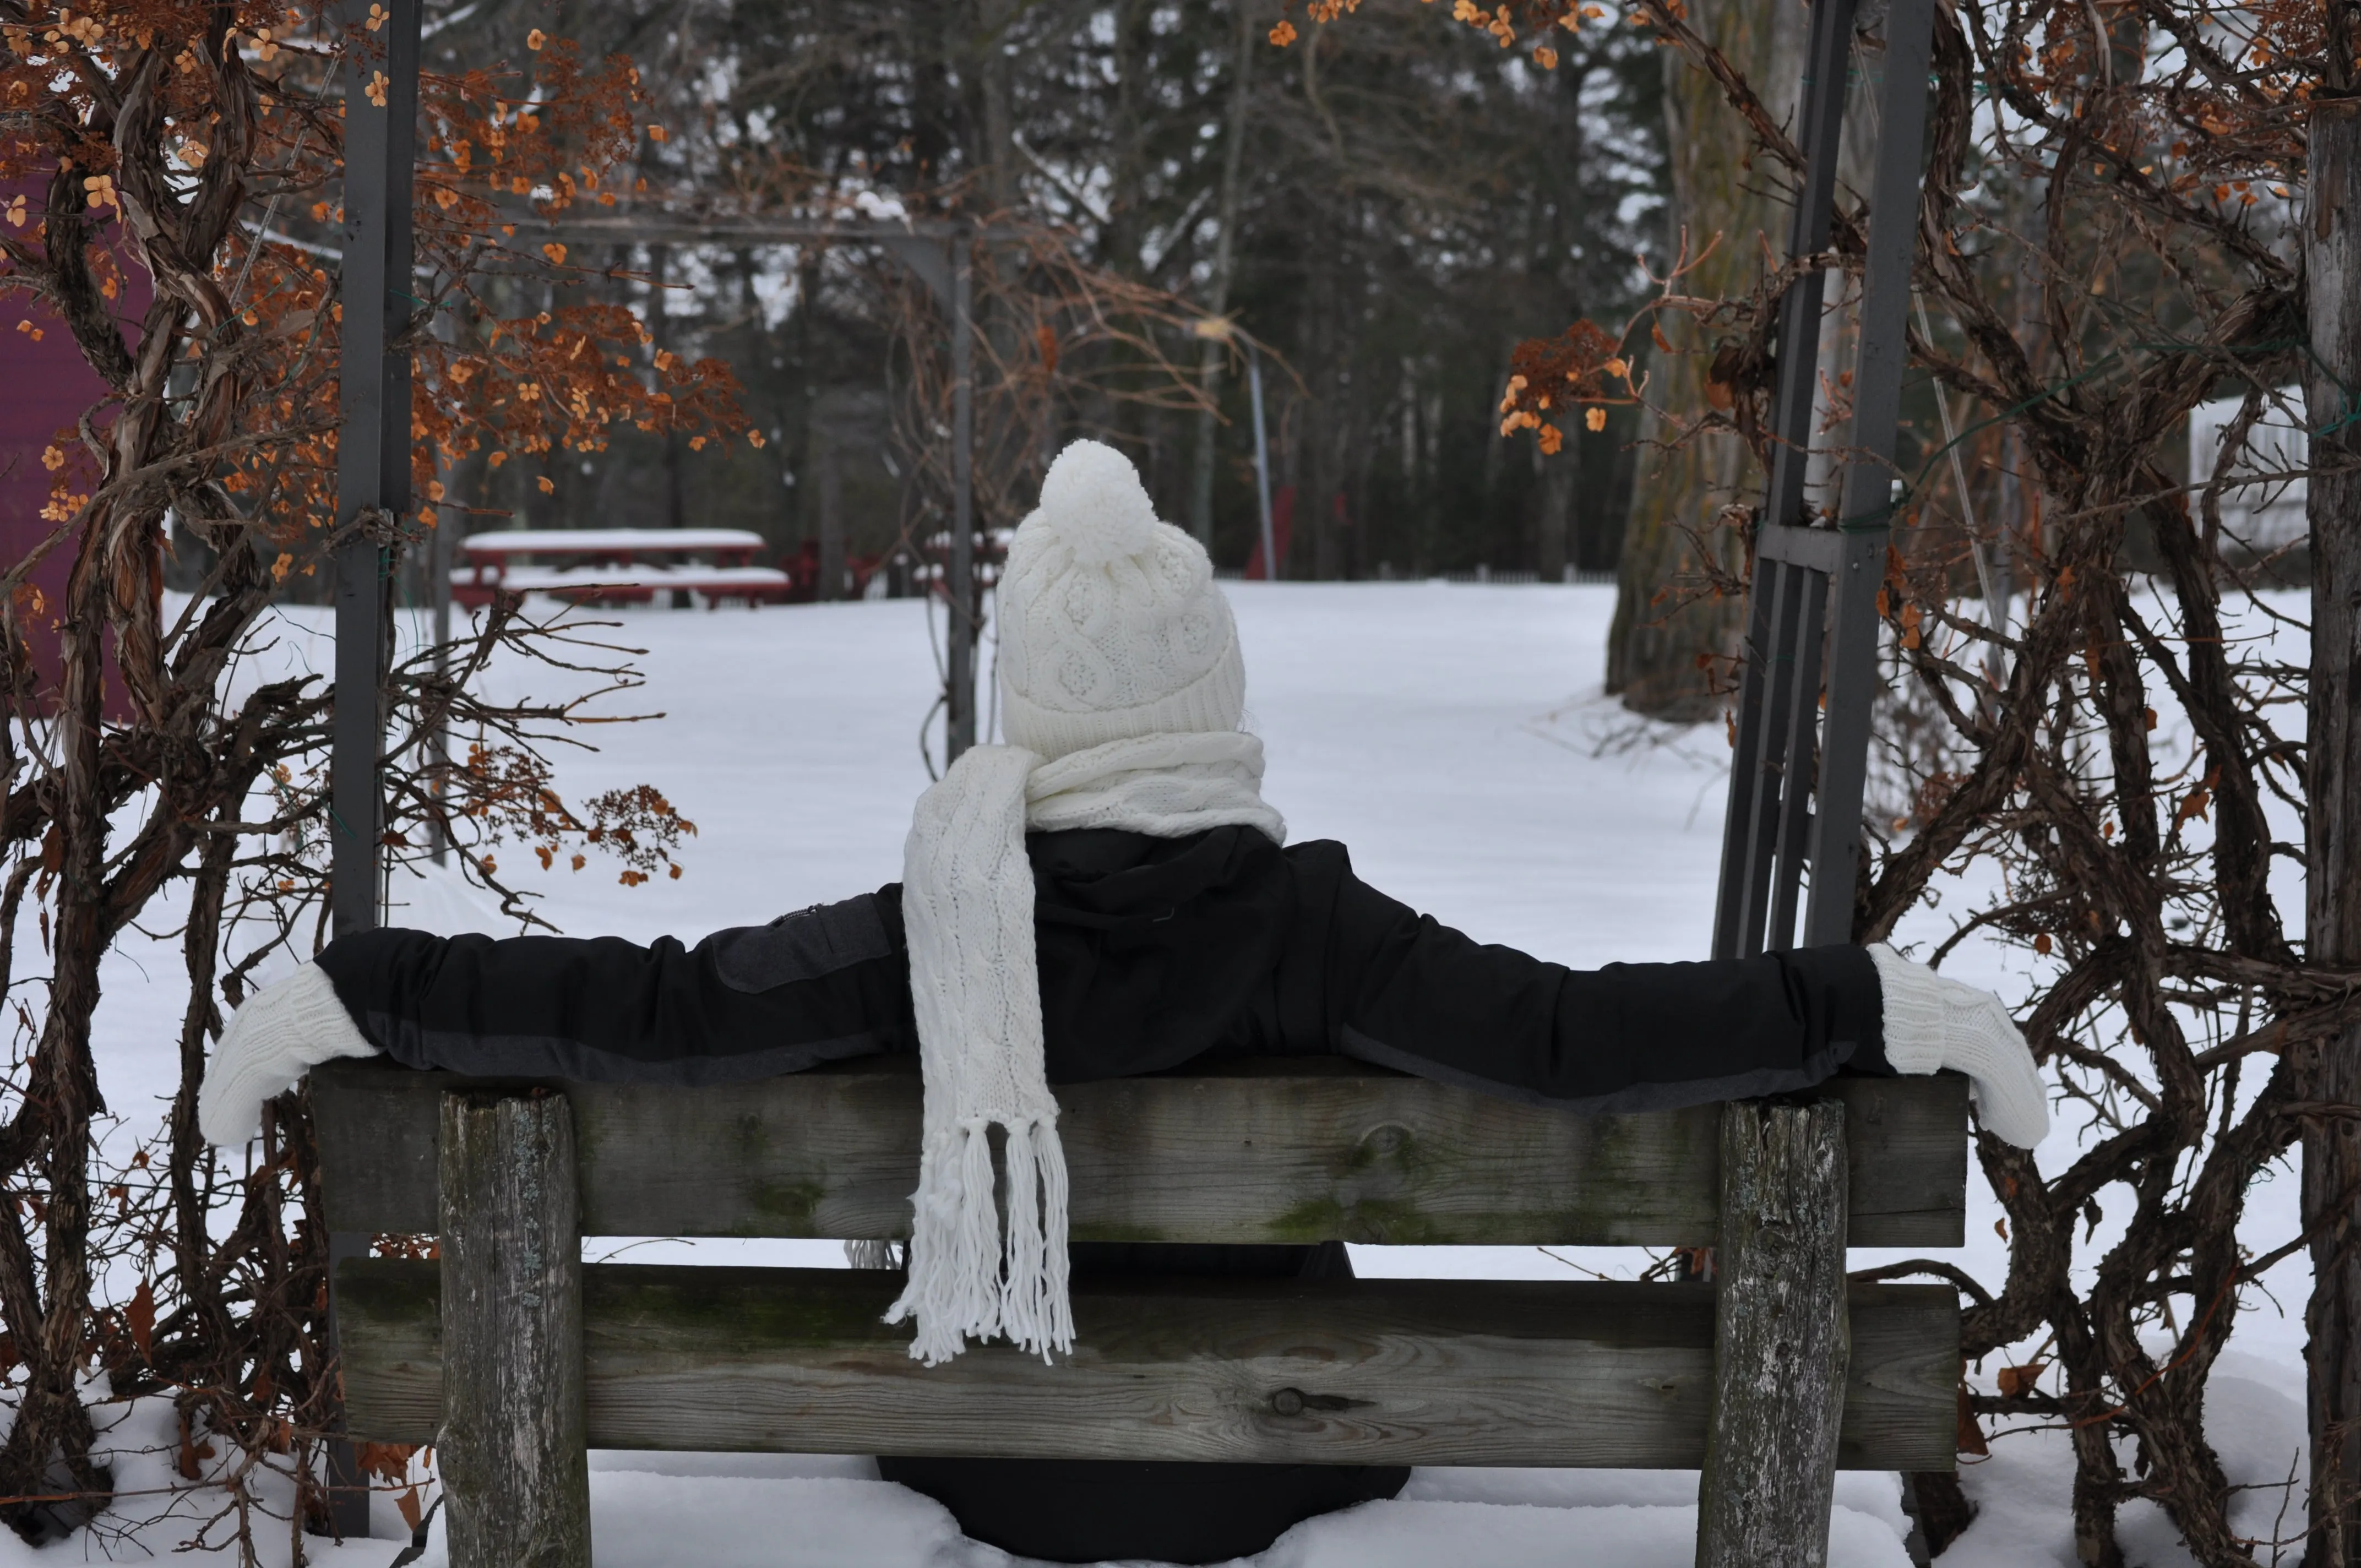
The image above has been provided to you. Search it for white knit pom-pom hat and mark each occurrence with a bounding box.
[995,440,1245,761]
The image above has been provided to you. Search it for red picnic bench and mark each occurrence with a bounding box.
[451,528,795,609]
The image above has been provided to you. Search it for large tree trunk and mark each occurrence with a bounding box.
[1536,443,1572,582]
[973,0,1020,215]
[810,420,845,602]
[1188,4,1256,551]
[2304,86,2361,1568]
[1606,0,1806,720]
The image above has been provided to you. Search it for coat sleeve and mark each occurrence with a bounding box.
[1283,841,1890,1113]
[310,889,916,1084]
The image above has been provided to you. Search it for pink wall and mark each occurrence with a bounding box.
[1,175,141,718]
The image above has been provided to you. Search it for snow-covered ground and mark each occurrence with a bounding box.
[12,580,2309,1566]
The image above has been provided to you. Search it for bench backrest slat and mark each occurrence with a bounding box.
[312,1059,1966,1246]
[335,1259,1960,1471]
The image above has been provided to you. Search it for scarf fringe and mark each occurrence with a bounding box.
[998,1118,1073,1362]
[884,1116,1074,1365]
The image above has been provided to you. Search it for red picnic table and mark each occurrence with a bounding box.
[451,528,793,609]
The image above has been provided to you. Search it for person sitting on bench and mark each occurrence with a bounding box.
[200,439,2044,1566]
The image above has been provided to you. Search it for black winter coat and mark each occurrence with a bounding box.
[317,825,1891,1103]
[313,826,1892,1566]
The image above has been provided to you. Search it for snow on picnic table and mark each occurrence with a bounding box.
[18,580,2307,1567]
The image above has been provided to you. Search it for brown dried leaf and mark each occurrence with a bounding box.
[1956,1387,1989,1456]
[126,1278,155,1359]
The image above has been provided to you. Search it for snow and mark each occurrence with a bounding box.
[10,580,2309,1565]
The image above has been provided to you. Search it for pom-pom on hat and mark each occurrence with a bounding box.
[997,440,1246,761]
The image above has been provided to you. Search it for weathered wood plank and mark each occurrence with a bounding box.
[1698,1101,1851,1568]
[338,1261,1957,1471]
[312,1058,1967,1246]
[436,1092,591,1568]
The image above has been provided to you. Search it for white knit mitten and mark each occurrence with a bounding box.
[1866,944,2049,1148]
[198,963,379,1146]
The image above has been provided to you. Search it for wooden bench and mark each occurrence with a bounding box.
[311,1057,1967,1568]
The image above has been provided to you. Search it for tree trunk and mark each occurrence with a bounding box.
[973,0,1020,214]
[1103,0,1154,277]
[1537,444,1573,582]
[2304,86,2361,1568]
[1607,0,1806,720]
[810,417,845,602]
[1188,4,1256,551]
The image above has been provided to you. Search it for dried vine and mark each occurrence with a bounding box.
[1488,0,2348,1560]
[0,0,738,1551]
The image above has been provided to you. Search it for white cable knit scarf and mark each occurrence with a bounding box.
[884,730,1284,1364]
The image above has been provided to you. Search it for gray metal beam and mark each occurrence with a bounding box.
[1712,0,1860,962]
[873,232,953,310]
[1803,0,1936,949]
[529,211,1021,241]
[835,229,978,762]
[1759,0,1864,540]
[1713,0,1936,958]
[1756,521,1845,574]
[325,0,417,1539]
[331,0,417,937]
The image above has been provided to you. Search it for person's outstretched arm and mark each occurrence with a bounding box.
[198,890,915,1144]
[1285,841,2045,1146]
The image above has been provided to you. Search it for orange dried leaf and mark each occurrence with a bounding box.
[1997,1361,2048,1398]
[127,1278,155,1358]
[1956,1389,1990,1456]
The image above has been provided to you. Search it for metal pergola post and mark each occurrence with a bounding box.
[1711,0,1936,959]
[324,0,419,1540]
[872,225,978,764]
[331,0,416,938]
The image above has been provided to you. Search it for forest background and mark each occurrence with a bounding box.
[333,0,1672,594]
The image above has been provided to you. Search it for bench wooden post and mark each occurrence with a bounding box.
[1696,1098,1849,1568]
[437,1090,591,1568]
